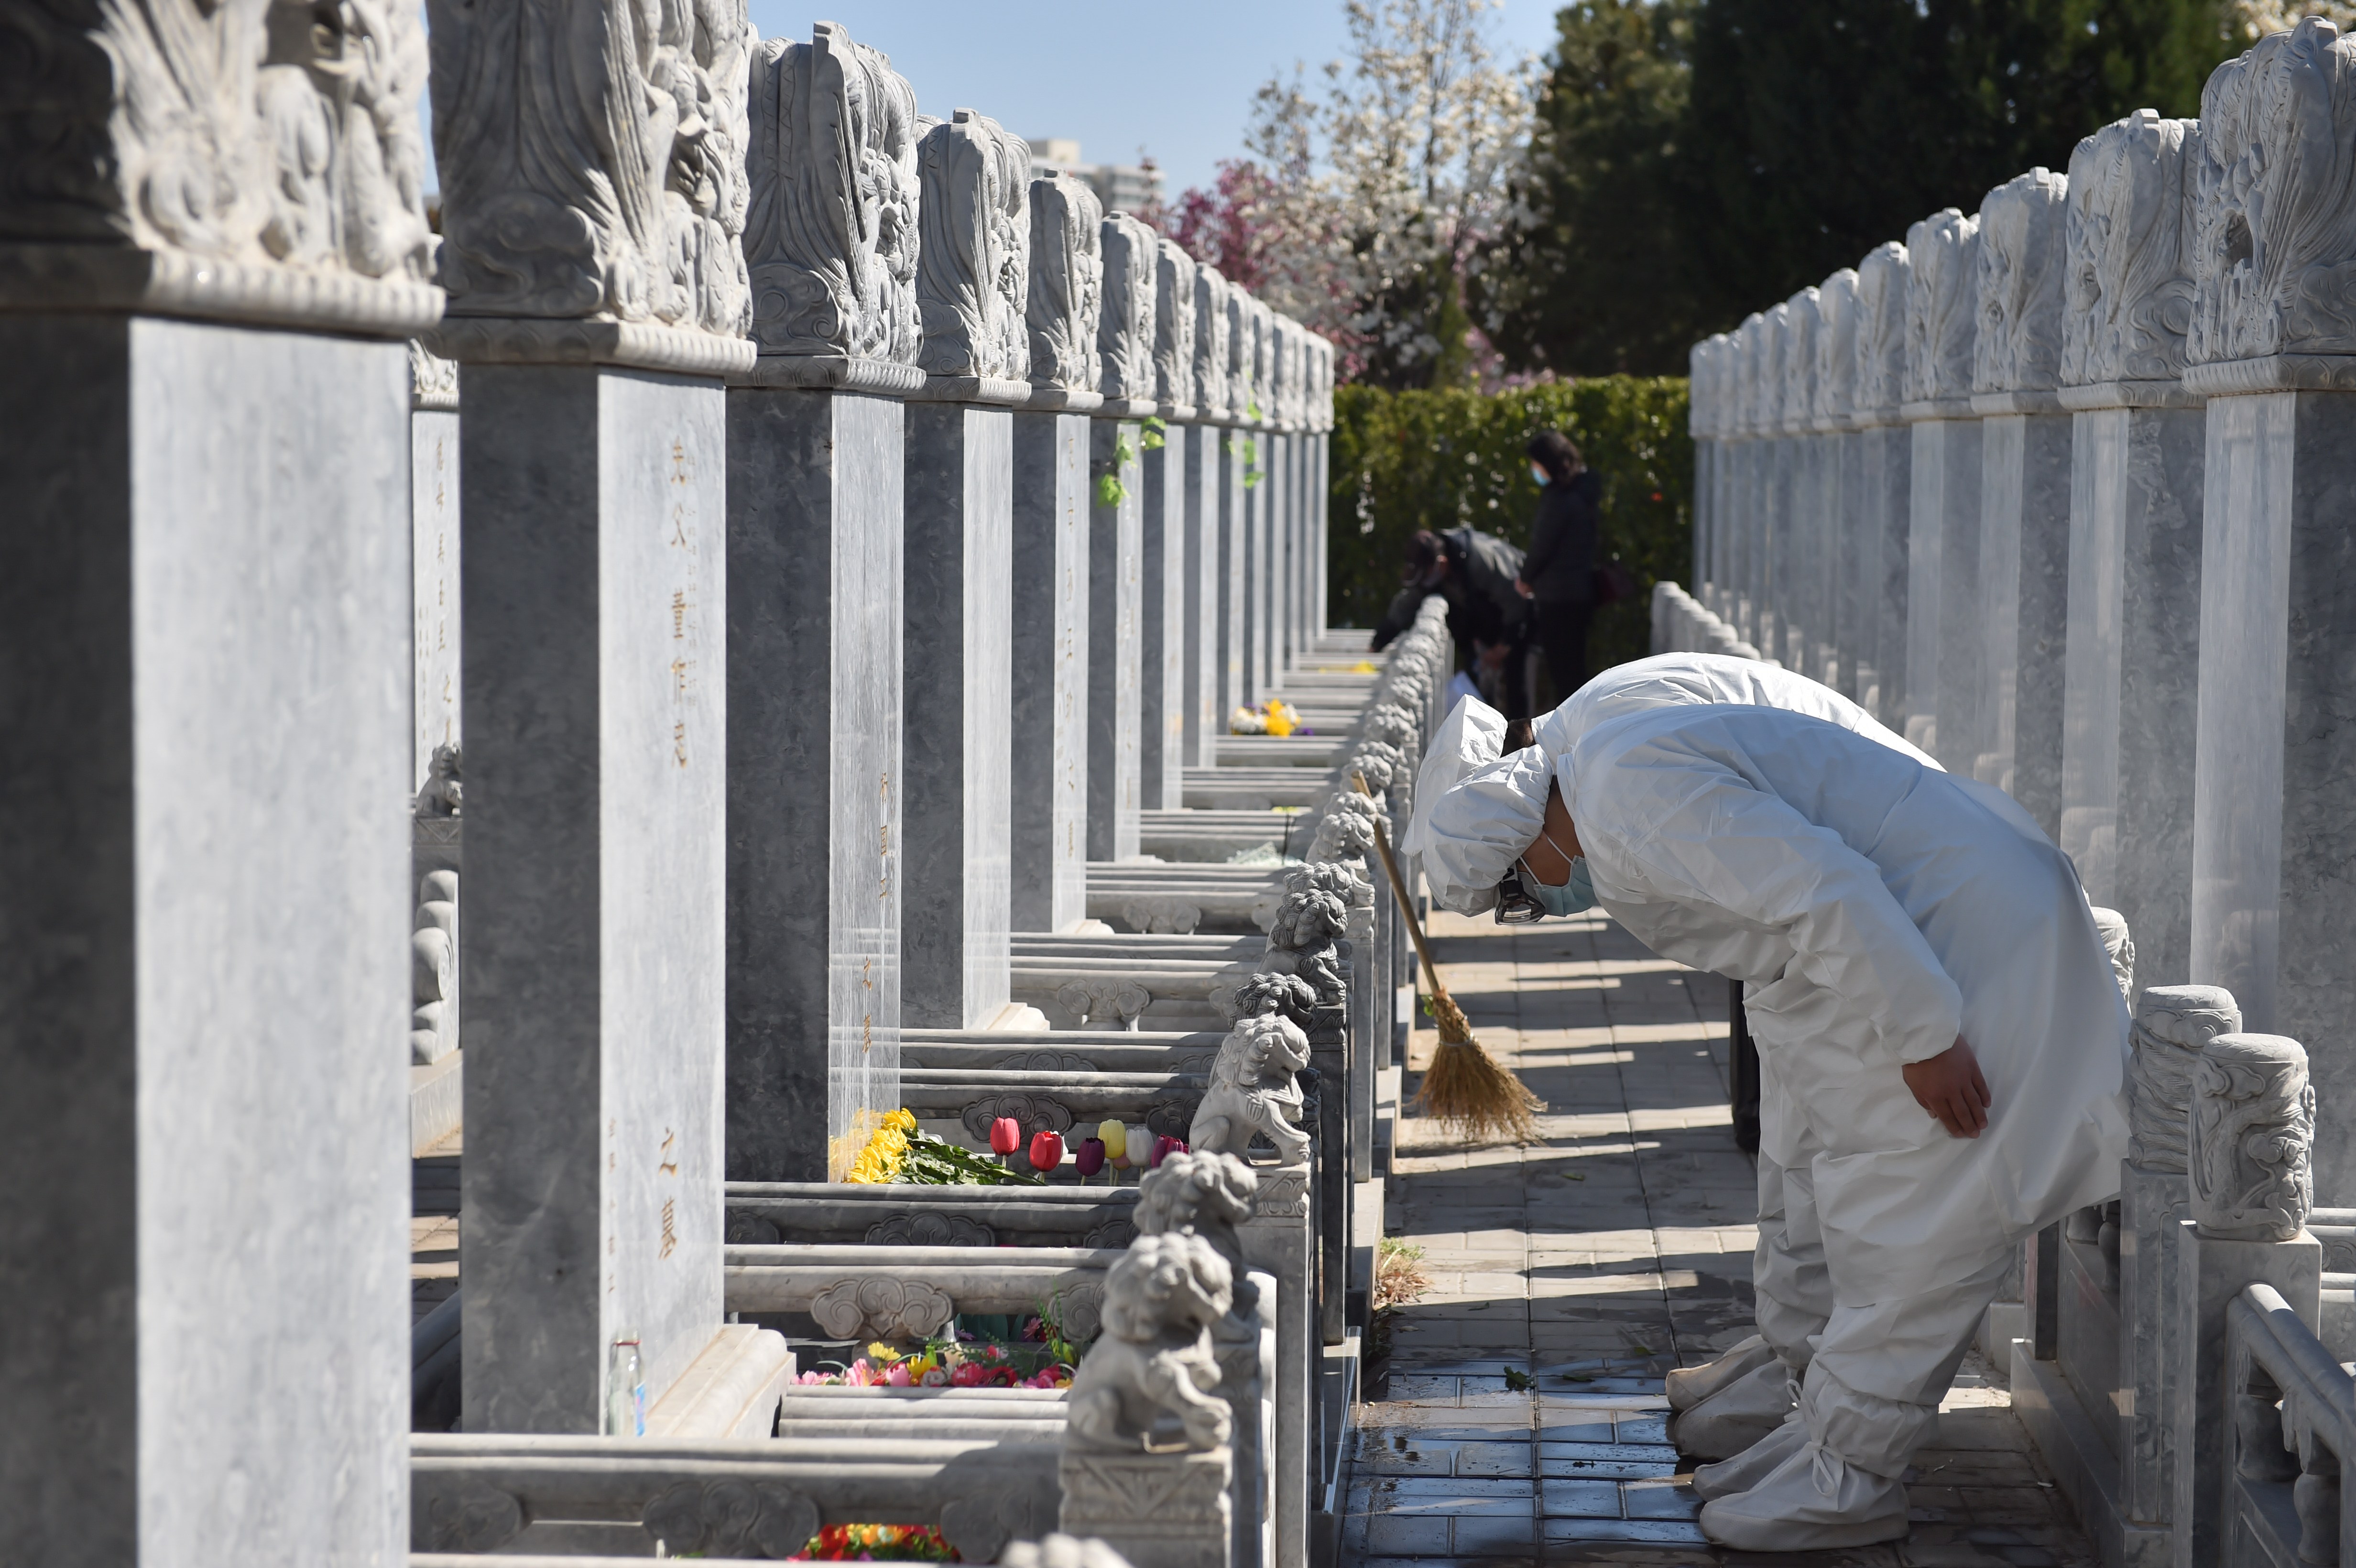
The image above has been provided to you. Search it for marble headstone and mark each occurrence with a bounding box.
[2058,111,2205,993]
[1852,241,1913,729]
[0,9,435,1523]
[430,0,751,1431]
[1901,208,1984,763]
[1970,167,2072,838]
[2184,17,2356,1202]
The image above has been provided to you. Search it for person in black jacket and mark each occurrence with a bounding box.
[1515,430,1602,700]
[1371,525,1534,714]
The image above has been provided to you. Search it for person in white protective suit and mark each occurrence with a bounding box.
[1406,656,2130,1552]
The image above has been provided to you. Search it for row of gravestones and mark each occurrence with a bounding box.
[1687,24,2356,1209]
[408,604,1453,1566]
[0,8,1354,1564]
[1661,126,2356,1549]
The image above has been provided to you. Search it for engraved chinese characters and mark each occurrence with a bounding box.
[2189,1033,2315,1241]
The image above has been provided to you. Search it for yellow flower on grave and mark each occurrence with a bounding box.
[886,1108,918,1133]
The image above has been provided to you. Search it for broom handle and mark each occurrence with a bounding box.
[1354,774,1450,1000]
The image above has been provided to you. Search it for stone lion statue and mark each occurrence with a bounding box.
[1216,970,1316,1028]
[1189,1014,1310,1166]
[1064,1233,1234,1453]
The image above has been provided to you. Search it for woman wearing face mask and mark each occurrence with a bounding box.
[1403,659,2129,1552]
[1513,430,1602,701]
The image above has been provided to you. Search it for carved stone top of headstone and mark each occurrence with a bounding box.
[1153,239,1199,419]
[1757,302,1790,439]
[1096,212,1160,415]
[1705,334,1734,439]
[1903,208,1981,413]
[1971,168,2070,404]
[1777,288,1819,435]
[428,0,754,375]
[1283,317,1309,430]
[0,3,444,336]
[1853,242,1911,424]
[1813,270,1860,430]
[2129,983,2243,1171]
[1191,267,1232,421]
[1026,171,1105,410]
[909,109,1031,404]
[2062,110,2200,395]
[1223,287,1257,420]
[729,23,920,390]
[1312,335,1336,431]
[1247,296,1275,424]
[1268,316,1295,432]
[410,341,460,412]
[1734,313,1767,437]
[2190,1033,2315,1241]
[2188,18,2356,386]
[1063,1232,1234,1452]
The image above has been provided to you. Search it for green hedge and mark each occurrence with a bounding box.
[1326,377,1692,683]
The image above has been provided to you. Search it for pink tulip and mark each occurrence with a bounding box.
[885,1362,913,1387]
[1075,1137,1107,1177]
[1029,1129,1066,1172]
[989,1117,1022,1155]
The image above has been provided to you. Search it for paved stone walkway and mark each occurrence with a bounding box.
[1342,906,2093,1568]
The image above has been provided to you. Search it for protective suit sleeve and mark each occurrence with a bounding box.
[1611,764,1963,1067]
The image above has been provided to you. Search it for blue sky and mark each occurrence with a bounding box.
[421,2,1568,203]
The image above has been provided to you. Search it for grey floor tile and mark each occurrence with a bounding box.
[1541,1516,1711,1546]
[1620,1477,1702,1520]
[1538,1477,1623,1518]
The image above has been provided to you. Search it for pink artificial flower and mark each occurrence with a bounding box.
[845,1358,875,1387]
[885,1362,913,1387]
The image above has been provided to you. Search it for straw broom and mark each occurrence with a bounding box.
[1355,776,1543,1143]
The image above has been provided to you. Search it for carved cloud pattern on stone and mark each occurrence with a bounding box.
[2191,17,2356,364]
[1904,208,1981,404]
[431,0,752,335]
[2063,111,2199,386]
[914,108,1030,381]
[740,22,920,362]
[1973,168,2070,394]
[1853,242,1911,417]
[1026,171,1104,392]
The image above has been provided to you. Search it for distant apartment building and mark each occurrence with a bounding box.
[1026,138,1164,217]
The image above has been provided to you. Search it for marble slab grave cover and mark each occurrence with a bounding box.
[1088,418,1145,861]
[1012,411,1091,930]
[726,388,902,1184]
[904,404,1013,1028]
[464,365,728,1429]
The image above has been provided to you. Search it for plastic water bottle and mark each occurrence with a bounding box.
[607,1332,644,1437]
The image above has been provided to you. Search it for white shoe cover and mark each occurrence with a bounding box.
[1664,1334,1775,1413]
[1698,1440,1909,1551]
[1669,1359,1797,1460]
[1690,1416,1807,1501]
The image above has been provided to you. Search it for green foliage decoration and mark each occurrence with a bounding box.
[1327,375,1691,676]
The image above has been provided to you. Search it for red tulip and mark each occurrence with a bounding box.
[989,1117,1022,1155]
[1029,1130,1066,1172]
[1150,1134,1189,1169]
[1075,1137,1107,1177]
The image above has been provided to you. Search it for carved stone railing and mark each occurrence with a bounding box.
[2220,1283,2353,1568]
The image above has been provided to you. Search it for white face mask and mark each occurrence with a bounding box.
[1530,462,1550,486]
